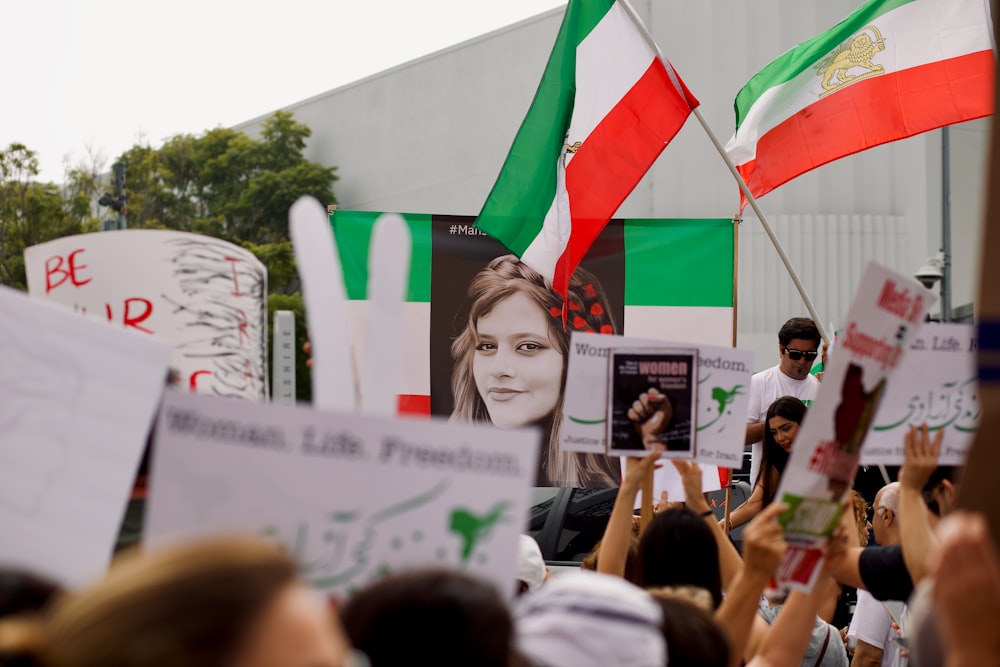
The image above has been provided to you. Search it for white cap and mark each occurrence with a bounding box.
[516,534,546,593]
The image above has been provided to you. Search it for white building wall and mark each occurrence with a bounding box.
[234,1,988,371]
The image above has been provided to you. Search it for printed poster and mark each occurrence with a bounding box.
[145,390,540,599]
[607,348,698,457]
[774,262,936,590]
[25,230,268,400]
[332,211,735,487]
[863,322,978,465]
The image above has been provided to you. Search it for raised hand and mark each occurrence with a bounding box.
[899,422,943,491]
[627,388,673,449]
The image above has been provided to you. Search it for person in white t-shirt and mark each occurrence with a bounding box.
[847,482,906,667]
[745,317,823,488]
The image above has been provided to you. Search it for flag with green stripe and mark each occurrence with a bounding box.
[725,0,994,210]
[474,0,698,299]
[331,210,733,486]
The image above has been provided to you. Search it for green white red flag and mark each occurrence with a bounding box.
[475,0,698,296]
[726,0,995,211]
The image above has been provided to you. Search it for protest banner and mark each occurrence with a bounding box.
[331,210,734,487]
[774,262,936,590]
[145,390,540,599]
[0,285,172,585]
[863,322,978,465]
[24,230,268,400]
[562,331,752,499]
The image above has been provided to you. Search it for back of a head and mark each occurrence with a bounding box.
[652,595,730,667]
[341,569,512,667]
[638,508,723,609]
[42,536,299,667]
[514,570,665,667]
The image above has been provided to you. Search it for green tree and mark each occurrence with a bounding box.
[120,111,337,253]
[0,143,99,289]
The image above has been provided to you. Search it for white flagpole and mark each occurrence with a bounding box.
[614,0,831,344]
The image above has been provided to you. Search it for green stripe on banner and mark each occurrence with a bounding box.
[330,210,432,302]
[624,218,733,306]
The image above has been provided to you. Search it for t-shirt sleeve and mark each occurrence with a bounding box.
[846,590,891,648]
[747,372,764,423]
[858,545,914,602]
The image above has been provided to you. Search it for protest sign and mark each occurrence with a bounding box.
[864,322,978,465]
[774,262,936,590]
[331,211,734,486]
[25,230,268,400]
[562,332,752,467]
[0,285,172,585]
[145,390,540,599]
[562,332,751,500]
[607,348,698,457]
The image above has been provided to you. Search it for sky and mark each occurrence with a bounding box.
[2,1,566,183]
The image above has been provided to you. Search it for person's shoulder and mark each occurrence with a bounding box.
[751,365,779,383]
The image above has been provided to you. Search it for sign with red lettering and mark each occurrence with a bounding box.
[773,262,937,591]
[24,230,268,400]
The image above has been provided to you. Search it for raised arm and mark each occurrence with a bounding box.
[897,423,943,584]
[748,526,850,667]
[671,459,744,588]
[714,502,788,667]
[596,449,661,577]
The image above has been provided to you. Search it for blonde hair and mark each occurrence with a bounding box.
[646,585,715,612]
[450,255,619,487]
[34,536,298,667]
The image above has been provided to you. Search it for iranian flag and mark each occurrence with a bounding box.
[475,0,698,295]
[726,0,995,210]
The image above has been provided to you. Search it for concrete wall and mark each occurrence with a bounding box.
[235,1,988,370]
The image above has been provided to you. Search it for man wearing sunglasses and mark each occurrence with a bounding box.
[744,317,823,488]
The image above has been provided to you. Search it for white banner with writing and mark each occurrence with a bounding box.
[774,262,936,590]
[145,391,540,599]
[25,230,268,399]
[863,322,978,465]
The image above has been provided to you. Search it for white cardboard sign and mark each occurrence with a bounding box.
[562,332,753,467]
[145,390,540,599]
[25,230,268,399]
[774,262,936,590]
[863,322,978,465]
[0,285,172,586]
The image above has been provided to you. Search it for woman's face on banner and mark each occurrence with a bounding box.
[472,291,564,428]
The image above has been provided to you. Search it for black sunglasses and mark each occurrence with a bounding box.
[784,348,818,361]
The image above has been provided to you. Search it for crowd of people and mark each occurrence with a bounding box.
[2,307,998,667]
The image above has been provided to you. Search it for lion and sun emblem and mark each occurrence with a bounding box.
[815,25,886,96]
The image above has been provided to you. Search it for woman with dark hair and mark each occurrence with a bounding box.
[342,569,513,667]
[638,507,724,610]
[450,254,620,487]
[726,396,807,531]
